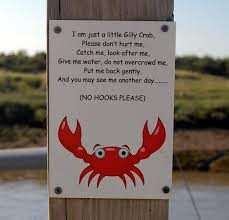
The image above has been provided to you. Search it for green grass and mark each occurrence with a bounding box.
[176,70,229,105]
[0,70,46,104]
[175,70,229,128]
[0,69,229,128]
[0,70,46,127]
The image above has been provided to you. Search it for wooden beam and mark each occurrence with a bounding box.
[47,0,60,19]
[48,0,173,219]
[66,199,168,220]
[49,198,67,220]
[60,0,173,20]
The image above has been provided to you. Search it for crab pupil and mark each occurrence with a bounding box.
[122,151,126,155]
[98,151,102,155]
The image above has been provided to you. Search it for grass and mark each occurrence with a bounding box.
[175,70,229,128]
[0,126,46,149]
[0,69,229,128]
[0,70,46,127]
[0,69,229,129]
[0,70,46,104]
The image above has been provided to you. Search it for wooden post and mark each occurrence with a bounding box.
[48,0,174,219]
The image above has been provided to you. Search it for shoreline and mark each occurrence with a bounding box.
[0,127,228,172]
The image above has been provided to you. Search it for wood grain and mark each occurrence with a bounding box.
[49,198,67,220]
[66,199,168,220]
[47,0,60,19]
[60,0,173,20]
[48,0,173,219]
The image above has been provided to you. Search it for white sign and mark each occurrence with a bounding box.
[49,20,175,199]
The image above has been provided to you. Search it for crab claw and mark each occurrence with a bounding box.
[58,117,91,163]
[134,117,166,163]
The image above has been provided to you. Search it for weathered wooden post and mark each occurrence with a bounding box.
[48,0,175,219]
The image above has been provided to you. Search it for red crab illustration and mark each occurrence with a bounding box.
[58,116,166,188]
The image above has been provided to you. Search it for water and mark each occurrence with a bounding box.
[0,181,47,220]
[170,184,229,220]
[0,171,229,220]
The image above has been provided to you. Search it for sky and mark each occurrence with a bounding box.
[0,0,229,57]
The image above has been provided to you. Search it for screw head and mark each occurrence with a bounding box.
[161,25,169,32]
[54,187,62,195]
[54,26,61,34]
[162,186,170,194]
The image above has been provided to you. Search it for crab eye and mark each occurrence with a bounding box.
[119,148,129,158]
[95,148,105,159]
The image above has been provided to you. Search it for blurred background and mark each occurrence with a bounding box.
[0,0,229,220]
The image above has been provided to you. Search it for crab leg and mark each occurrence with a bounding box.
[88,171,98,186]
[97,175,105,188]
[79,166,93,184]
[126,171,136,187]
[119,174,127,188]
[131,166,145,185]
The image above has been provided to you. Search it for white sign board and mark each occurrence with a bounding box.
[49,20,175,199]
